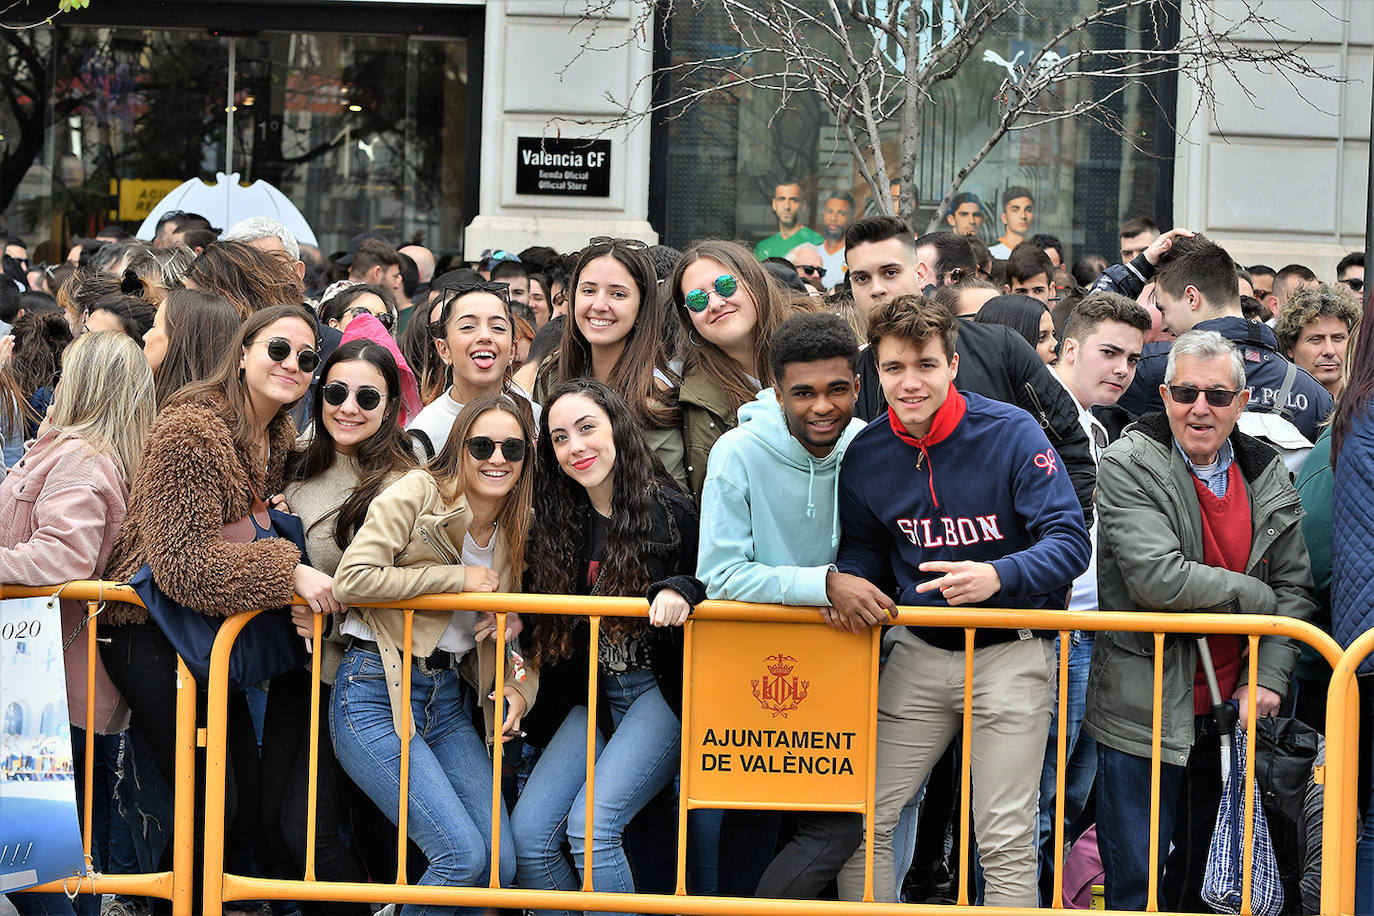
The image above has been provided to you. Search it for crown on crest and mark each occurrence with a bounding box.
[765,653,797,677]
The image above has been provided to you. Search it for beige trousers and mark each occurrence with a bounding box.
[837,629,1054,904]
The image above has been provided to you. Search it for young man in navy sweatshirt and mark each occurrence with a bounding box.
[832,294,1091,905]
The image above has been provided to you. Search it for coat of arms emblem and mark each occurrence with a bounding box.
[751,653,809,717]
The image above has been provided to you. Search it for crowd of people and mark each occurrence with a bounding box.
[0,204,1368,916]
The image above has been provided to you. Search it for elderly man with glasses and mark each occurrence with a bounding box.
[1086,328,1315,912]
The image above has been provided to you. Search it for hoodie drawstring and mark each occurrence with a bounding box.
[805,459,817,519]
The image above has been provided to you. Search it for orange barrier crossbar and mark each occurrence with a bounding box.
[186,591,1351,916]
[2,582,196,912]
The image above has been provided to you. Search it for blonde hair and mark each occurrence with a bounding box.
[41,331,157,485]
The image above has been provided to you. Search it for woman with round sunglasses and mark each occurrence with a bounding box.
[320,282,399,333]
[408,279,539,457]
[99,304,339,913]
[534,239,687,489]
[670,239,790,500]
[241,339,422,915]
[331,394,538,916]
[512,379,704,915]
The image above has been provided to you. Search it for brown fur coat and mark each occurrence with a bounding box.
[104,391,301,626]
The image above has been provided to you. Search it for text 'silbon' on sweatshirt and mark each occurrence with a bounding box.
[837,386,1091,649]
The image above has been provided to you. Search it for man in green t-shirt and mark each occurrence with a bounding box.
[754,180,824,259]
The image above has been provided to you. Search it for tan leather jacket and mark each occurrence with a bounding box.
[333,468,538,738]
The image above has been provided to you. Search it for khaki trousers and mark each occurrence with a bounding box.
[837,629,1054,904]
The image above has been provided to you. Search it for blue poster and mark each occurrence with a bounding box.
[0,596,85,894]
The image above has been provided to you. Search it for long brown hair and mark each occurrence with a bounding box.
[429,394,533,582]
[183,241,304,317]
[285,339,420,548]
[536,240,679,429]
[670,238,789,411]
[153,289,244,407]
[164,304,318,460]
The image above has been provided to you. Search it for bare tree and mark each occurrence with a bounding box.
[564,0,1338,232]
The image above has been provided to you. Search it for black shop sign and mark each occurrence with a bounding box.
[515,137,611,197]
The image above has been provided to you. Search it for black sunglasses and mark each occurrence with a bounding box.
[322,381,383,411]
[1343,278,1364,293]
[347,306,394,330]
[465,436,528,462]
[1167,385,1242,407]
[260,337,321,373]
[795,264,823,276]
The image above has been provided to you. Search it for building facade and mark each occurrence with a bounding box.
[0,0,1364,271]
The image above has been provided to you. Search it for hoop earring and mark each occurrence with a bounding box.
[688,328,704,348]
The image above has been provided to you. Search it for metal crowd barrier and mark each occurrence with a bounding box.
[3,583,197,913]
[188,594,1351,916]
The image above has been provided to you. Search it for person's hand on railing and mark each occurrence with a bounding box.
[1231,684,1281,726]
[648,588,691,627]
[475,610,522,642]
[289,603,319,638]
[915,560,1002,606]
[825,569,898,633]
[462,566,500,592]
[492,684,527,742]
[294,564,341,617]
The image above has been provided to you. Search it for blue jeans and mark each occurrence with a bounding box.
[511,668,681,916]
[330,648,513,916]
[1095,717,1221,911]
[1036,631,1097,901]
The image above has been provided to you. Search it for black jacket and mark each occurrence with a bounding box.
[522,483,705,746]
[1116,316,1334,441]
[856,318,1097,527]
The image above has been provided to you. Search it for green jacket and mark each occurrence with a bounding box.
[1085,412,1315,765]
[680,368,740,502]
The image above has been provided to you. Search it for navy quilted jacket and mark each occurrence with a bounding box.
[1331,409,1374,672]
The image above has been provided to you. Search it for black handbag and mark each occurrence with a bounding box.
[132,490,309,692]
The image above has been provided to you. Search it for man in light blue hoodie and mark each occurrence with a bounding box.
[698,312,895,899]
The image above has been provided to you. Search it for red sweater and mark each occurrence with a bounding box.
[1191,462,1251,715]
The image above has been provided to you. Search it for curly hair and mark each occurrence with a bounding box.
[1274,283,1361,354]
[285,339,420,549]
[525,378,677,667]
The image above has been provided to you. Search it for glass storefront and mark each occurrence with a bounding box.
[658,0,1173,262]
[2,17,472,262]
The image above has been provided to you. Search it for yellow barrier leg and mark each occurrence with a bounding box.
[82,602,97,873]
[1240,638,1258,916]
[676,619,694,897]
[863,626,880,904]
[956,628,974,907]
[584,616,601,892]
[1147,632,1164,913]
[1052,629,1070,909]
[304,612,323,882]
[490,612,507,888]
[172,656,197,912]
[203,611,262,916]
[396,610,414,886]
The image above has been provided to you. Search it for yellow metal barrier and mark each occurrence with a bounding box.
[1322,626,1373,916]
[2,582,197,913]
[190,594,1348,916]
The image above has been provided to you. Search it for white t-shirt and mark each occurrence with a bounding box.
[406,384,541,457]
[339,529,493,654]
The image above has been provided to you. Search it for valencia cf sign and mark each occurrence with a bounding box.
[682,619,878,810]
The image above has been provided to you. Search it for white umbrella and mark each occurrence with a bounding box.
[134,171,318,246]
